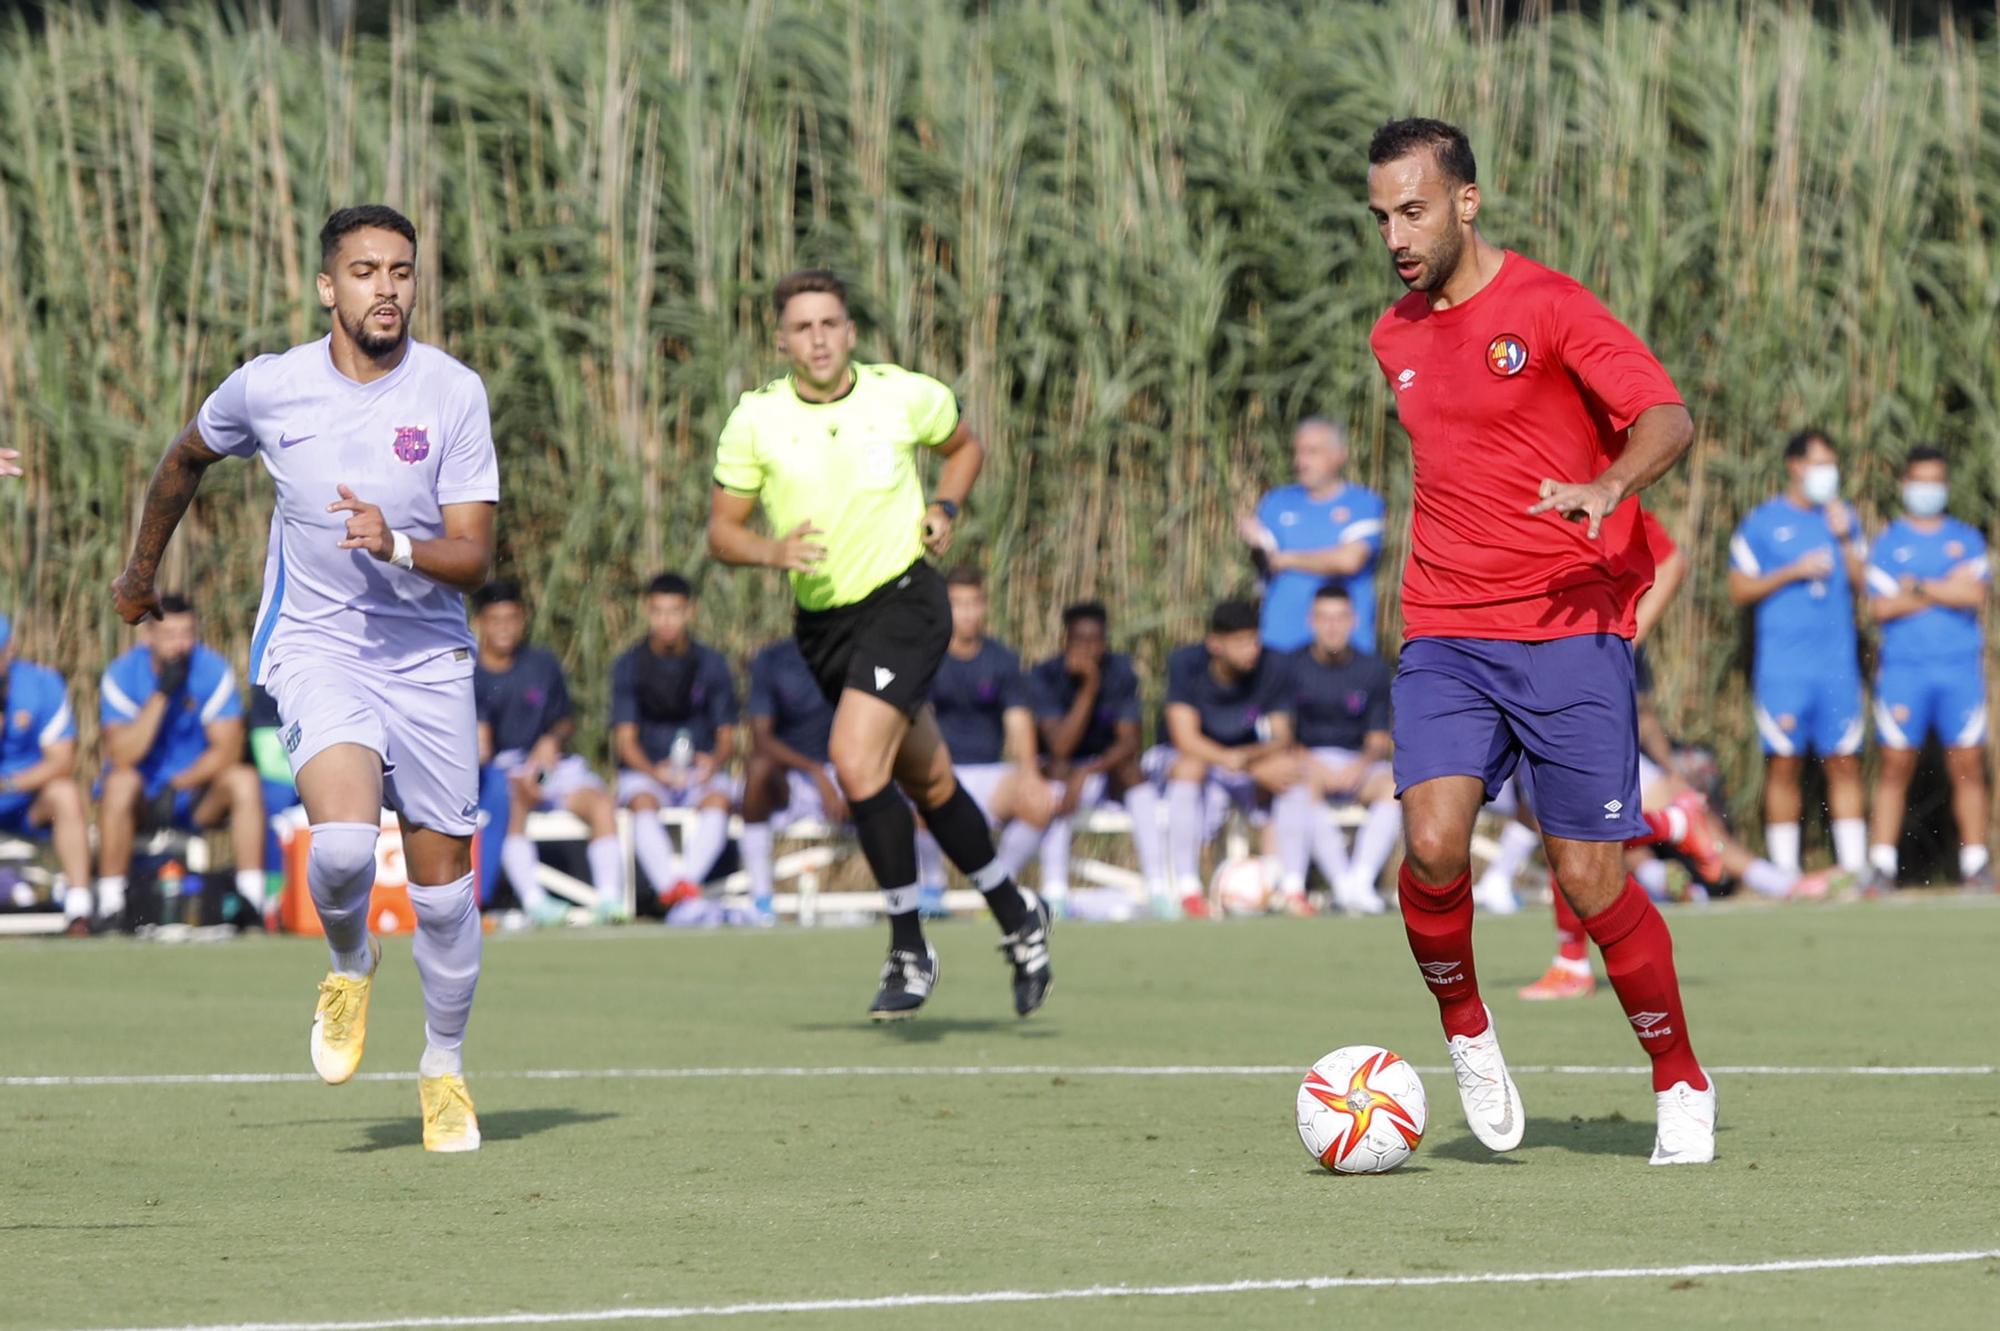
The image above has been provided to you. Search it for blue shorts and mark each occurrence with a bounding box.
[0,790,42,837]
[1753,673,1863,757]
[1874,662,1986,751]
[1392,635,1645,843]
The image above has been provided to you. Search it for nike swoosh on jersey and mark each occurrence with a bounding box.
[279,433,316,449]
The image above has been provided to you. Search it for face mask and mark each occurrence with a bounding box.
[1800,463,1840,505]
[1902,481,1949,517]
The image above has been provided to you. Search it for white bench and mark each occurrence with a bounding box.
[0,828,210,936]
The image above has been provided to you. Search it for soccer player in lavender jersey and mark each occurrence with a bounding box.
[0,612,93,930]
[916,569,1054,904]
[1155,599,1309,919]
[610,573,738,911]
[1365,118,1713,1164]
[1239,418,1386,655]
[1280,585,1398,917]
[110,205,495,1153]
[1031,602,1162,909]
[707,268,1050,1020]
[1864,445,1992,892]
[473,581,627,927]
[739,637,843,919]
[96,595,266,925]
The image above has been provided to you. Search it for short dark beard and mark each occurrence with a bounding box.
[1409,224,1464,294]
[341,304,409,359]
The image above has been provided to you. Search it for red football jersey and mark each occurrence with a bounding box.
[1638,508,1677,564]
[1370,251,1683,641]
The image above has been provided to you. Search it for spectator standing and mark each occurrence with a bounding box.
[1239,418,1386,655]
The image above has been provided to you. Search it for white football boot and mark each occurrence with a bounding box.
[1446,1003,1526,1151]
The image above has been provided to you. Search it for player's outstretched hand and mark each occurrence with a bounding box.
[111,569,162,625]
[922,505,954,557]
[1529,477,1623,540]
[330,484,392,559]
[774,521,827,573]
[0,447,21,477]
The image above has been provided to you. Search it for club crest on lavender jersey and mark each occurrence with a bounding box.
[393,425,431,464]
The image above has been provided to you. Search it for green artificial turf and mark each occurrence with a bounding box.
[4,896,1997,1330]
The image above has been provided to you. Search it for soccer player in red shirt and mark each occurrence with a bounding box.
[1365,118,1714,1165]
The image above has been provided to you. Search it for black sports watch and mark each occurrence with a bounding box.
[929,498,959,520]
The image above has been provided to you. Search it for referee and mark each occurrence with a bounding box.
[707,269,1052,1020]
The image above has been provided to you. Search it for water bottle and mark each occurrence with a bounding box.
[157,860,185,927]
[668,729,695,781]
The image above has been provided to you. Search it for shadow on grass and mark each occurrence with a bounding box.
[1532,1112,1659,1157]
[792,1017,1058,1043]
[1425,1132,1529,1165]
[340,1106,618,1154]
[1300,1165,1433,1179]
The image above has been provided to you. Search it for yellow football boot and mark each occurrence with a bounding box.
[419,1073,482,1153]
[309,937,380,1085]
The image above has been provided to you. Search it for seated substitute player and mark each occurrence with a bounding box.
[738,636,844,920]
[1239,416,1386,655]
[1864,445,1991,892]
[707,267,1050,1020]
[473,581,626,926]
[1280,585,1398,916]
[1728,429,1869,880]
[0,611,93,929]
[915,568,1054,904]
[96,593,267,926]
[610,573,738,911]
[1365,117,1711,1164]
[1030,600,1163,911]
[1154,598,1310,919]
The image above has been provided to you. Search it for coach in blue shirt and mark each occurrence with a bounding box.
[1863,445,1991,891]
[96,593,266,925]
[1240,418,1385,655]
[0,611,93,925]
[1727,430,1869,881]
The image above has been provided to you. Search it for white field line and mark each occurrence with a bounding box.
[71,1248,2000,1331]
[1,1062,1992,1088]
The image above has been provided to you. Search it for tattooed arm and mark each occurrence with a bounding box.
[112,421,229,624]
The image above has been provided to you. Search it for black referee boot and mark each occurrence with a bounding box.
[998,889,1053,1017]
[868,940,940,1021]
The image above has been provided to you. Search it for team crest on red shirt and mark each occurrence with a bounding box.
[1486,335,1529,376]
[392,426,430,464]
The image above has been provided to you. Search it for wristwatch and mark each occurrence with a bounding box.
[929,498,959,520]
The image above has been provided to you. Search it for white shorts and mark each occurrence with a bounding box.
[1142,744,1265,833]
[1309,747,1392,801]
[773,764,844,831]
[268,655,479,836]
[617,769,737,809]
[954,763,1011,822]
[493,750,605,812]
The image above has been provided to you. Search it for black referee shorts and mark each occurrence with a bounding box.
[794,560,951,717]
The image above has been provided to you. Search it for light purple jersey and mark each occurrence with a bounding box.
[197,336,499,686]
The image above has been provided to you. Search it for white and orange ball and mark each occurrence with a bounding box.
[1296,1045,1427,1174]
[1211,855,1273,916]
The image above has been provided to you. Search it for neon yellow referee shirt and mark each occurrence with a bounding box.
[714,362,960,611]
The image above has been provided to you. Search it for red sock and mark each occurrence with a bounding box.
[1550,877,1588,963]
[1583,879,1707,1092]
[1629,809,1674,848]
[1398,864,1486,1040]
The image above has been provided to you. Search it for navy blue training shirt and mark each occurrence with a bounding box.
[1284,646,1391,751]
[1028,652,1141,761]
[930,638,1031,765]
[1163,643,1293,748]
[746,639,834,764]
[476,646,574,756]
[610,639,739,762]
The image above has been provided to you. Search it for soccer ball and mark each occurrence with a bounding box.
[1212,855,1272,916]
[1296,1045,1427,1174]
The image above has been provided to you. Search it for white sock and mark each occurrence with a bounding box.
[1309,812,1350,890]
[681,807,729,885]
[1272,786,1315,893]
[916,829,946,888]
[1741,858,1793,898]
[1765,822,1801,874]
[233,868,267,911]
[1632,857,1669,898]
[741,822,775,901]
[1038,816,1073,899]
[586,835,625,911]
[419,1042,464,1078]
[1167,780,1204,884]
[1123,783,1168,894]
[1961,845,1990,880]
[1349,799,1403,892]
[1483,819,1539,887]
[882,884,919,916]
[995,819,1045,881]
[1869,843,1899,879]
[409,873,481,1052]
[94,875,127,919]
[1831,818,1867,875]
[502,834,548,910]
[631,809,679,890]
[307,822,379,974]
[63,884,94,921]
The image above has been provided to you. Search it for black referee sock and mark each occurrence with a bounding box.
[849,786,926,951]
[918,781,1029,935]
